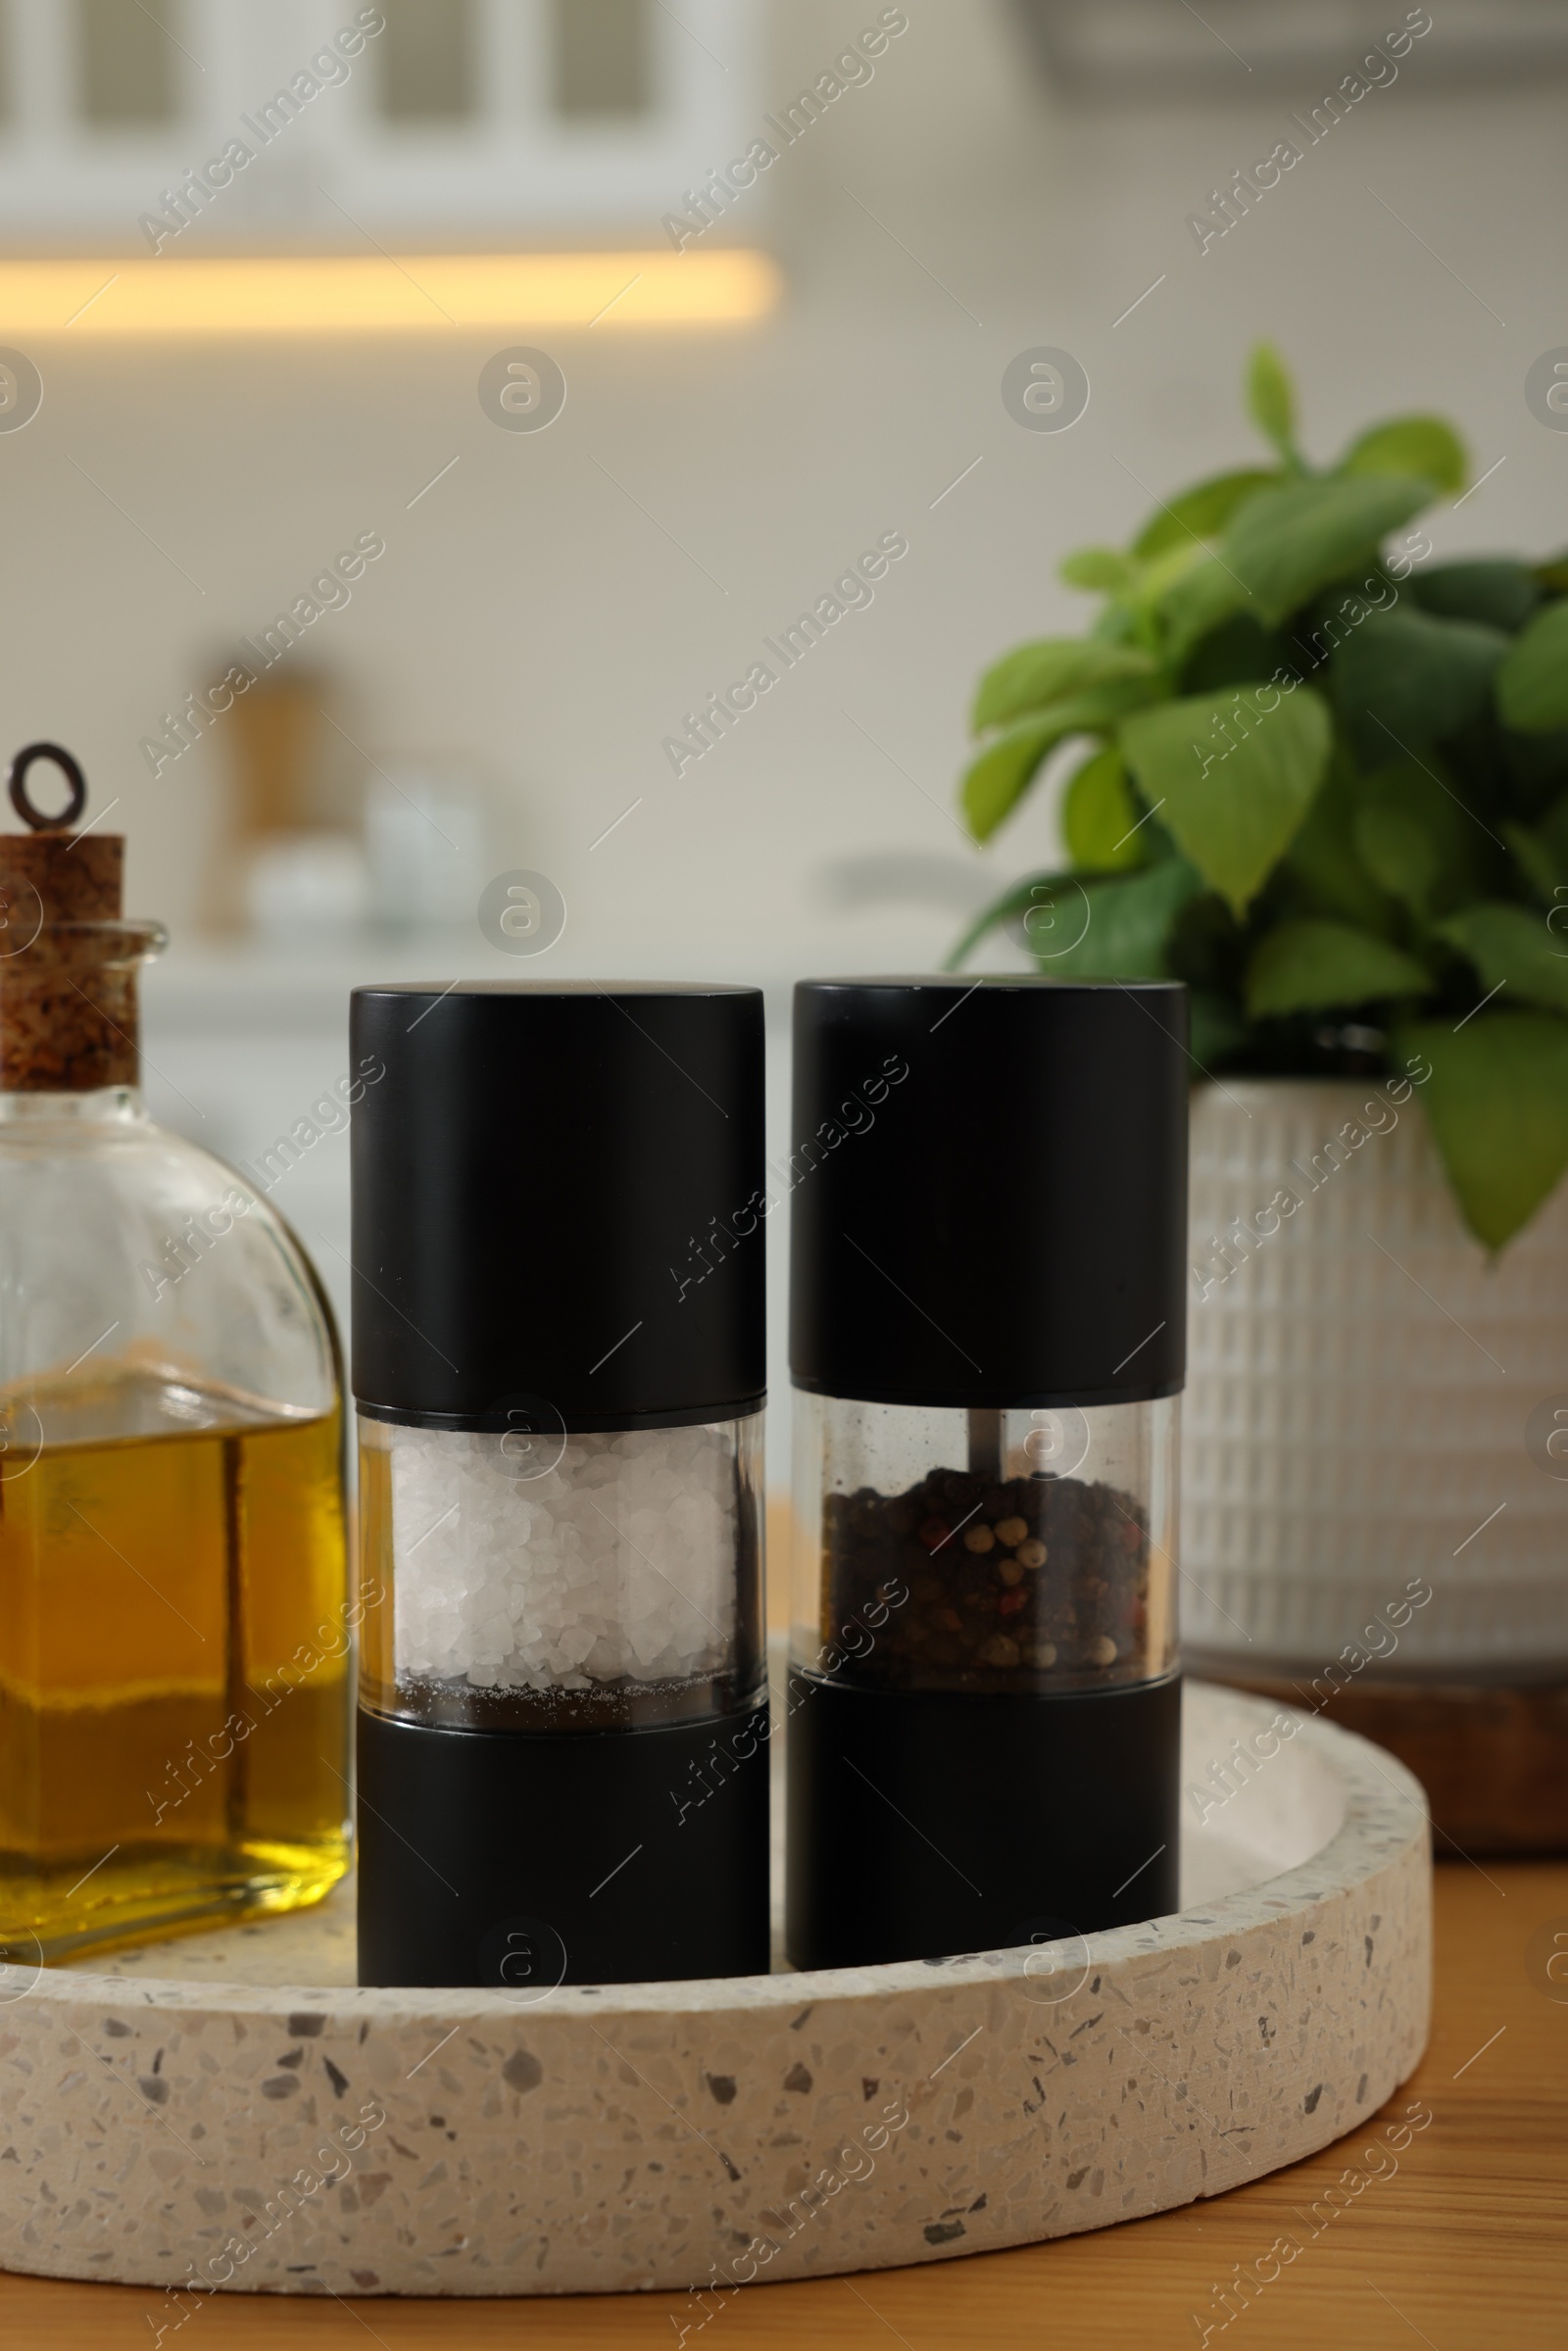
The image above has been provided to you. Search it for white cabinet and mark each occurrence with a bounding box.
[0,0,763,238]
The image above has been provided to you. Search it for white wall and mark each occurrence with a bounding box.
[13,1,1564,964]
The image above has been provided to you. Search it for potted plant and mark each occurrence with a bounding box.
[952,347,1568,1850]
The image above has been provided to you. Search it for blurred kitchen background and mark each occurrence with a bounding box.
[3,0,1566,1473]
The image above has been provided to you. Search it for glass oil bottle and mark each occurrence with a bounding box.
[0,745,352,1966]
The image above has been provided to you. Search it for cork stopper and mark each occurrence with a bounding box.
[0,745,164,1093]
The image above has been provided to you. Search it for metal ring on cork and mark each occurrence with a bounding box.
[7,744,88,834]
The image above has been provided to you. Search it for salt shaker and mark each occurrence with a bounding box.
[351,982,768,1987]
[785,976,1187,1970]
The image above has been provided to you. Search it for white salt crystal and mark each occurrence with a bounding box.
[387,1420,746,1693]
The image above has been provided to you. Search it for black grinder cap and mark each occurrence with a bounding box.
[789,976,1189,1407]
[350,982,764,1430]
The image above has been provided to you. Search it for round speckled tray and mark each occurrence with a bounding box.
[0,1681,1430,2301]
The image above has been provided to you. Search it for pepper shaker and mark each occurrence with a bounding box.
[785,976,1187,1969]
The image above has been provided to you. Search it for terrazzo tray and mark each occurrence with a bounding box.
[0,1681,1431,2301]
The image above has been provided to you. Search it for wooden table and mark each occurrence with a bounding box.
[5,1861,1563,2351]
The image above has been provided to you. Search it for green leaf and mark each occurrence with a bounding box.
[1246,919,1433,1019]
[1247,343,1298,465]
[960,716,1061,843]
[1332,607,1508,756]
[1438,903,1568,1015]
[1503,817,1566,903]
[1353,804,1440,913]
[1157,555,1252,667]
[1411,561,1539,633]
[1222,474,1433,625]
[1089,601,1146,649]
[1029,858,1201,979]
[1060,547,1136,594]
[958,685,1150,842]
[1132,468,1282,561]
[971,638,1155,733]
[1500,726,1568,811]
[1177,612,1284,695]
[1339,415,1467,495]
[1281,755,1398,932]
[1395,1012,1568,1248]
[1119,685,1333,915]
[1357,756,1499,914]
[1541,790,1568,871]
[1496,600,1568,733]
[1062,745,1146,871]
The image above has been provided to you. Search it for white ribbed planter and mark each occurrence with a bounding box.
[1183,1077,1568,1673]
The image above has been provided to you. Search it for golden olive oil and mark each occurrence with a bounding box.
[0,1369,351,1962]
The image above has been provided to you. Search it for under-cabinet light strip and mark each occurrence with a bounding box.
[0,250,780,335]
